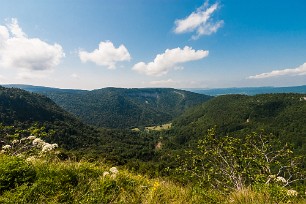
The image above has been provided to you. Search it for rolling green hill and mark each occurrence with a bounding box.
[3,85,212,129]
[170,93,306,153]
[0,86,100,149]
[1,86,306,202]
[0,86,161,164]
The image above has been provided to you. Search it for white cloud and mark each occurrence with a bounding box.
[0,18,65,77]
[79,41,131,69]
[71,73,80,79]
[149,79,176,86]
[7,18,26,38]
[174,0,223,39]
[249,63,306,79]
[132,46,208,76]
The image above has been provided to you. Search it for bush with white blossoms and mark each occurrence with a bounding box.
[1,135,58,157]
[42,143,58,153]
[32,138,46,147]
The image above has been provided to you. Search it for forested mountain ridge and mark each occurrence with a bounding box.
[0,86,99,149]
[0,86,165,163]
[1,86,306,203]
[3,85,212,129]
[170,93,306,154]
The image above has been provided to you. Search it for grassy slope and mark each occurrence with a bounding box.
[0,154,305,204]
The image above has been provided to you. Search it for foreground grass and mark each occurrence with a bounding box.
[0,154,305,204]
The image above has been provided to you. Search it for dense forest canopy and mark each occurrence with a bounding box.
[3,85,212,129]
[1,85,306,202]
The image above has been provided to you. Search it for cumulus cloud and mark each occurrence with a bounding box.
[0,18,65,77]
[174,0,223,39]
[132,46,208,76]
[149,79,176,86]
[79,41,131,69]
[249,63,306,79]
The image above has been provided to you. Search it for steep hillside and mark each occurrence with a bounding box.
[3,85,212,129]
[0,86,162,164]
[0,86,99,149]
[171,93,306,152]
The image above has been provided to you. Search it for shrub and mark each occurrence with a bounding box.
[0,155,36,193]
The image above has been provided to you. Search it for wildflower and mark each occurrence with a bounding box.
[27,136,36,140]
[110,174,117,179]
[26,156,36,163]
[276,176,287,183]
[110,167,119,174]
[11,139,19,144]
[151,181,160,192]
[42,143,57,152]
[32,138,45,147]
[103,171,110,177]
[2,145,11,150]
[52,143,58,148]
[287,189,298,196]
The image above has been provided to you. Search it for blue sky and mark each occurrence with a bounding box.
[0,0,305,89]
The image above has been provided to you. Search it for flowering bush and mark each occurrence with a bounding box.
[1,136,58,157]
[0,125,59,161]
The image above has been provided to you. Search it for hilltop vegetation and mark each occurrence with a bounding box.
[0,86,100,150]
[171,93,306,152]
[0,86,161,164]
[1,86,306,203]
[0,127,305,204]
[3,85,212,129]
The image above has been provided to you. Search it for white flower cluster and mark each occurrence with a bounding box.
[287,189,298,196]
[42,143,58,152]
[12,139,19,144]
[26,156,37,163]
[27,135,36,140]
[268,175,289,185]
[32,138,58,152]
[103,167,119,179]
[32,138,45,147]
[276,176,287,184]
[2,145,11,150]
